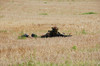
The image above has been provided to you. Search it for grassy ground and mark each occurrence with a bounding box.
[0,0,100,66]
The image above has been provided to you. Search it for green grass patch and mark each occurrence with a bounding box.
[10,56,99,66]
[81,29,87,34]
[18,31,26,39]
[72,46,77,50]
[18,36,26,39]
[81,12,97,15]
[12,60,72,66]
[0,30,7,33]
[76,29,87,35]
[39,13,48,15]
[11,60,99,66]
[44,1,47,4]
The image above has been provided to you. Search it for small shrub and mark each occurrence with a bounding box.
[18,36,26,39]
[81,12,96,15]
[65,60,72,66]
[44,1,47,4]
[81,29,87,34]
[65,60,68,64]
[72,46,77,50]
[39,13,48,15]
[26,60,34,66]
[18,31,26,39]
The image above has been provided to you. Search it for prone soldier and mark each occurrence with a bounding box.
[41,27,72,38]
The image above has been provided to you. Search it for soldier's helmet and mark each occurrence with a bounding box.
[52,27,58,31]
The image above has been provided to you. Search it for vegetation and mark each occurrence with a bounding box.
[0,0,100,66]
[44,1,47,4]
[18,31,27,39]
[72,46,77,50]
[18,36,27,39]
[39,13,48,15]
[81,12,97,15]
[0,30,7,33]
[81,29,87,34]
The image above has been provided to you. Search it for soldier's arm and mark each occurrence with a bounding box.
[58,32,72,37]
[57,32,65,36]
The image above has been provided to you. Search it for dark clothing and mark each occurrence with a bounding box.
[21,34,29,37]
[41,30,72,38]
[20,27,72,38]
[31,33,37,37]
[21,33,37,38]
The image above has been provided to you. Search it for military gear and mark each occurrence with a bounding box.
[21,34,29,37]
[31,33,37,37]
[20,27,72,38]
[41,27,72,38]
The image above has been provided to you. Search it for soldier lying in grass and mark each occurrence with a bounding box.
[41,27,72,38]
[20,27,72,38]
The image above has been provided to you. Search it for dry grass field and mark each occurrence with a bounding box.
[0,0,100,66]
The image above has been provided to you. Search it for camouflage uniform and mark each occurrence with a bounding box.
[41,27,72,38]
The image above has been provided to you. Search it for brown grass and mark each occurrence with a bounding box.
[0,0,100,66]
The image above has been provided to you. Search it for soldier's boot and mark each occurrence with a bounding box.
[31,33,37,37]
[21,34,29,37]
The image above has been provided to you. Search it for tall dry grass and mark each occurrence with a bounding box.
[0,0,100,66]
